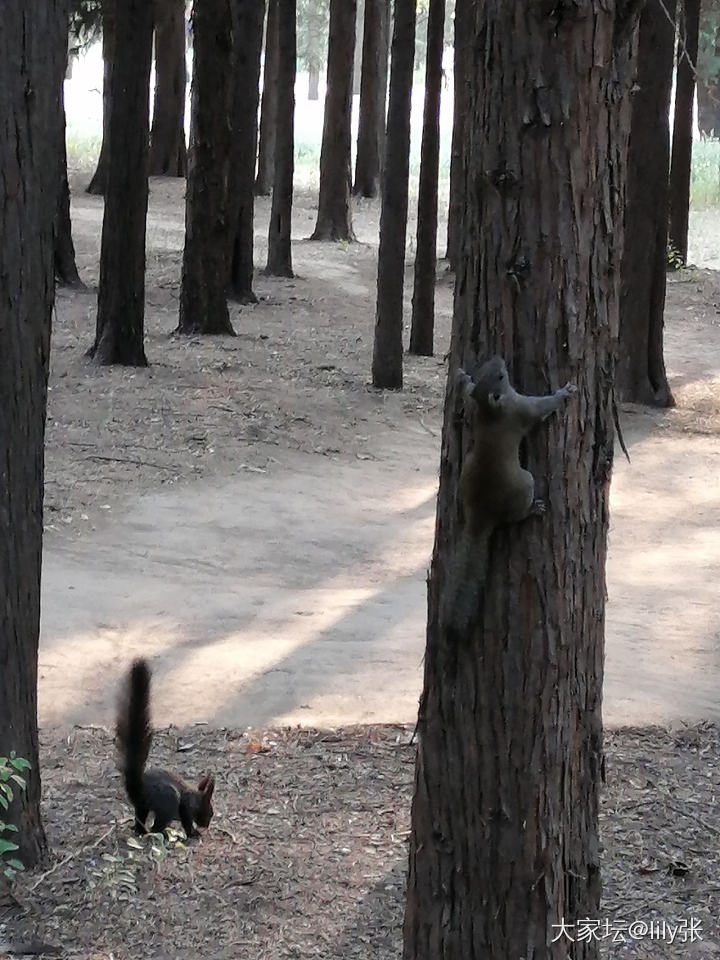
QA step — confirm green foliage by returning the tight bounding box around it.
[69,0,103,50]
[690,138,720,208]
[297,0,329,73]
[87,829,186,899]
[0,753,31,881]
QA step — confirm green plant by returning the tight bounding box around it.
[667,239,686,270]
[0,753,31,881]
[87,829,186,898]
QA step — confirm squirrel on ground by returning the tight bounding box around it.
[442,356,577,634]
[116,658,215,837]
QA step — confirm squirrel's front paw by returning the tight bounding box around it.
[559,382,577,398]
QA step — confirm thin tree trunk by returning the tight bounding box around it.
[228,0,266,303]
[311,0,357,242]
[178,0,236,335]
[149,0,188,177]
[89,0,153,364]
[0,0,59,868]
[353,0,390,198]
[669,0,700,266]
[353,0,365,96]
[618,0,676,406]
[87,0,115,196]
[371,0,417,390]
[403,4,641,957]
[256,0,280,196]
[308,61,320,99]
[409,0,444,357]
[445,0,469,269]
[264,0,296,277]
[56,47,84,288]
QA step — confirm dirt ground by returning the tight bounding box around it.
[39,176,720,731]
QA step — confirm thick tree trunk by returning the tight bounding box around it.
[149,0,188,177]
[228,0,266,303]
[87,0,114,196]
[353,0,390,198]
[408,0,444,357]
[178,0,235,335]
[56,43,84,288]
[371,0,417,390]
[311,0,357,242]
[618,0,676,407]
[353,0,365,96]
[308,61,320,100]
[0,0,58,868]
[669,0,700,266]
[255,0,280,196]
[445,0,470,269]
[264,0,296,277]
[697,77,720,137]
[403,4,640,957]
[90,0,153,364]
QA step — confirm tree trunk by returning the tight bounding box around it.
[228,0,266,303]
[311,0,357,242]
[403,4,641,957]
[308,61,320,100]
[0,0,59,868]
[697,78,720,137]
[87,0,115,196]
[408,0,444,357]
[353,0,390,198]
[697,16,720,137]
[149,0,188,177]
[56,39,84,288]
[264,0,296,277]
[669,0,700,266]
[353,0,365,96]
[89,0,153,364]
[445,0,469,269]
[371,0,417,390]
[255,0,280,196]
[178,0,236,335]
[617,0,676,407]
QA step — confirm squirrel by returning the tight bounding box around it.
[116,658,215,837]
[441,356,577,635]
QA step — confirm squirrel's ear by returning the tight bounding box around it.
[199,775,215,798]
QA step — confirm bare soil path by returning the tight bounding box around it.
[39,179,720,730]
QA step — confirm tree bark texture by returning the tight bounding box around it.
[308,61,320,99]
[697,14,720,137]
[0,0,59,867]
[353,0,390,198]
[353,0,365,95]
[403,3,640,958]
[149,0,188,177]
[311,0,357,241]
[178,0,236,335]
[90,0,153,364]
[669,0,700,266]
[229,0,266,303]
[445,0,470,268]
[371,0,417,389]
[255,0,280,196]
[87,0,114,196]
[265,0,297,277]
[618,0,676,407]
[409,0,445,356]
[55,26,83,288]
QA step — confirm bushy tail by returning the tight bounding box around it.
[440,526,492,637]
[116,659,153,810]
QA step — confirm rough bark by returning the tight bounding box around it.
[371,0,417,390]
[228,0,266,303]
[87,0,114,196]
[90,0,153,364]
[669,0,700,266]
[308,61,320,99]
[618,0,676,406]
[0,0,59,868]
[402,4,640,957]
[149,0,188,177]
[353,0,390,198]
[408,0,445,357]
[264,0,297,277]
[56,30,84,288]
[178,0,236,335]
[445,0,470,269]
[311,0,357,241]
[255,0,280,196]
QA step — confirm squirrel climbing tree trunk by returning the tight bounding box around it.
[403,3,641,958]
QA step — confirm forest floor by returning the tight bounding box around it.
[5,175,719,958]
